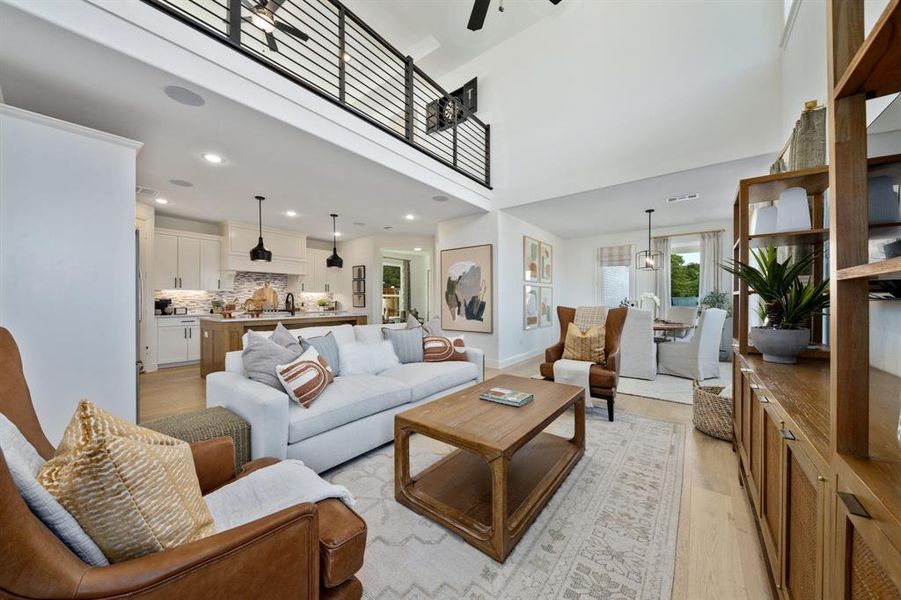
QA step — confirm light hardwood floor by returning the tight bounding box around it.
[139,357,773,599]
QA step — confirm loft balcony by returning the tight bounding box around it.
[143,0,491,187]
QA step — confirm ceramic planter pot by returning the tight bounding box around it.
[750,327,810,364]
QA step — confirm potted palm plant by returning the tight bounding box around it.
[721,245,829,364]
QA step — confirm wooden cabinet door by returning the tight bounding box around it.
[199,239,221,291]
[325,262,338,293]
[187,325,200,361]
[153,233,179,290]
[747,383,764,510]
[740,369,753,473]
[832,478,901,600]
[157,325,188,364]
[733,358,743,450]
[781,437,826,600]
[177,236,201,290]
[759,401,784,579]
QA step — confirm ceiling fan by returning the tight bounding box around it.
[467,0,563,32]
[241,0,310,52]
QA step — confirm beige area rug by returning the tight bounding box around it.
[324,407,685,599]
[617,362,731,405]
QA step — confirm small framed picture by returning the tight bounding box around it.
[523,236,539,282]
[353,279,365,293]
[523,285,539,330]
[540,287,553,327]
[352,293,366,308]
[539,242,553,283]
[352,265,366,279]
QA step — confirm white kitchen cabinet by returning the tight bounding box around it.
[153,229,223,290]
[157,318,200,365]
[200,238,222,291]
[221,221,306,275]
[303,249,338,293]
[153,232,179,290]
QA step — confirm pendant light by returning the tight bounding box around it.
[636,208,662,271]
[326,213,343,270]
[249,195,272,262]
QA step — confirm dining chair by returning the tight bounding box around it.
[657,308,727,380]
[665,306,699,339]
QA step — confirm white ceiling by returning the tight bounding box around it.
[0,3,484,241]
[343,0,564,79]
[504,153,774,239]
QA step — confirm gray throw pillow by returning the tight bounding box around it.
[405,314,422,330]
[383,327,424,364]
[0,413,109,566]
[270,323,303,354]
[422,317,446,337]
[301,332,340,373]
[243,330,302,389]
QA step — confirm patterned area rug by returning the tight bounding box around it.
[325,408,685,599]
[618,362,731,404]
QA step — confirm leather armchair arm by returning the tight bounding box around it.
[191,437,236,495]
[75,504,320,600]
[545,342,564,363]
[607,348,621,382]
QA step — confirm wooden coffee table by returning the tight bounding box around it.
[394,374,585,562]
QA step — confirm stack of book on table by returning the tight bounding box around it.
[479,387,534,407]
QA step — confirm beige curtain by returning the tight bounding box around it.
[699,231,723,299]
[654,237,671,320]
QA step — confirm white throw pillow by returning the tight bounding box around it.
[276,346,334,407]
[338,340,400,376]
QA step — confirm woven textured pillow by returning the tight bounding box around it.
[301,332,341,374]
[383,327,424,363]
[423,336,468,362]
[276,346,334,407]
[39,400,215,563]
[562,323,606,363]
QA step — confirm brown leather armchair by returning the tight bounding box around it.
[0,327,365,600]
[539,306,627,421]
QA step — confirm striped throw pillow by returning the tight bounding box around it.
[38,400,215,563]
[562,322,605,363]
[423,336,468,362]
[276,346,334,407]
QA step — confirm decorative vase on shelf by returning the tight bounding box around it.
[751,205,778,235]
[869,176,901,224]
[776,187,812,232]
[750,327,810,364]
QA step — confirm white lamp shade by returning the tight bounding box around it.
[868,176,900,224]
[776,187,811,232]
[752,205,778,235]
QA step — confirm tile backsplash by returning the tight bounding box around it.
[153,271,331,313]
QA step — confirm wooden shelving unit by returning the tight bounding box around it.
[729,3,901,597]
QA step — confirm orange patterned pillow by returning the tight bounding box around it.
[423,336,468,362]
[276,346,334,407]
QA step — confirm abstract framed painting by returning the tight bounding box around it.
[540,286,553,327]
[523,236,539,282]
[523,285,540,330]
[539,242,553,283]
[441,244,493,333]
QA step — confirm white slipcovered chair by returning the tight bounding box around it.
[618,308,657,380]
[665,306,699,339]
[657,308,727,380]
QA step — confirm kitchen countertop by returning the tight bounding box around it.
[155,313,207,319]
[198,311,367,323]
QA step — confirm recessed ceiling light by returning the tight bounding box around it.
[353,222,366,227]
[334,231,342,237]
[404,214,415,220]
[202,153,224,164]
[155,198,169,205]
[413,247,422,252]
[383,226,393,230]
[164,85,205,106]
[432,195,448,202]
[170,179,194,187]
[285,210,297,217]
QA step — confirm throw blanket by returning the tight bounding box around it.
[205,459,355,533]
[574,306,608,332]
[554,359,593,407]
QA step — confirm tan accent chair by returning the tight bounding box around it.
[0,327,365,600]
[539,306,627,421]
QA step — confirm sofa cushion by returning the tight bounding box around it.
[0,413,109,566]
[383,327,424,364]
[243,330,302,390]
[270,323,304,354]
[301,332,341,375]
[353,324,385,344]
[288,376,411,443]
[337,341,399,376]
[379,361,478,402]
[276,346,334,407]
[294,324,355,346]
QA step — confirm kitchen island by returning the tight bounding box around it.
[199,312,367,377]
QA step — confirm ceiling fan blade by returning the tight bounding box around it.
[467,0,490,31]
[265,31,278,52]
[275,21,310,42]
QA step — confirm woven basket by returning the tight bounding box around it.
[144,406,250,473]
[692,381,733,441]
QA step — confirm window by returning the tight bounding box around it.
[597,245,633,307]
[671,236,700,306]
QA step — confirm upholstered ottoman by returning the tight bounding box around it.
[144,406,250,472]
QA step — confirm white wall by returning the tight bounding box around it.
[0,105,141,442]
[560,220,733,310]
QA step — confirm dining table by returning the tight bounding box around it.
[653,320,694,342]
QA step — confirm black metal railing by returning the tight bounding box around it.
[143,0,491,187]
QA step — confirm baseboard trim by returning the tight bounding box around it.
[491,348,544,370]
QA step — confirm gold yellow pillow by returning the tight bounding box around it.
[39,400,214,563]
[562,322,606,363]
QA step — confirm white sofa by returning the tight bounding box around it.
[206,323,484,473]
